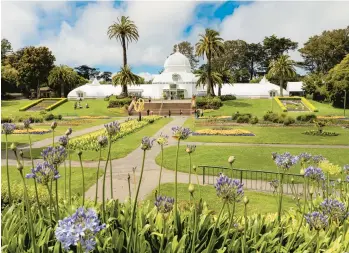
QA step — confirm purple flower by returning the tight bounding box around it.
[41,146,67,166]
[97,136,108,147]
[171,126,191,140]
[141,136,154,150]
[346,175,349,183]
[343,164,349,175]
[304,166,325,182]
[25,161,60,185]
[271,152,278,160]
[269,179,279,193]
[154,195,175,213]
[156,133,169,146]
[185,144,196,154]
[304,211,328,230]
[274,152,299,170]
[299,152,312,163]
[104,121,120,136]
[55,207,105,252]
[65,128,72,136]
[23,119,31,129]
[51,121,57,130]
[214,173,244,203]
[2,123,16,135]
[312,155,326,165]
[59,136,69,147]
[320,199,348,222]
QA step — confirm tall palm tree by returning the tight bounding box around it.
[267,55,296,96]
[195,28,224,96]
[195,66,223,92]
[48,65,78,97]
[112,65,141,90]
[108,16,139,96]
[215,64,234,96]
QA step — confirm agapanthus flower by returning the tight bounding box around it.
[271,152,278,161]
[171,126,191,140]
[346,175,349,183]
[299,152,312,164]
[320,199,348,222]
[154,195,175,213]
[319,160,341,175]
[59,136,69,147]
[228,156,236,164]
[51,121,58,130]
[274,152,299,170]
[23,119,31,129]
[304,211,328,230]
[156,133,169,146]
[65,128,72,136]
[269,179,279,193]
[104,121,120,136]
[55,207,106,252]
[304,166,325,182]
[41,146,67,166]
[343,164,349,175]
[26,161,60,185]
[312,155,326,165]
[185,144,196,154]
[97,136,108,147]
[2,123,16,135]
[214,173,244,203]
[141,137,154,150]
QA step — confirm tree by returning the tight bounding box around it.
[173,41,199,70]
[1,64,19,95]
[263,35,298,69]
[299,26,349,73]
[1,39,12,60]
[214,64,234,96]
[74,65,99,80]
[98,71,112,82]
[48,65,80,97]
[196,28,224,96]
[267,55,296,96]
[108,16,139,96]
[302,72,327,101]
[112,65,141,94]
[15,46,55,98]
[246,43,265,80]
[195,64,223,94]
[326,54,349,107]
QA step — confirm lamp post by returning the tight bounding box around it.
[344,90,347,117]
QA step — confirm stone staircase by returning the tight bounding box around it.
[142,100,192,116]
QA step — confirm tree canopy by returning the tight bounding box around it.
[173,41,199,70]
[74,65,100,80]
[48,65,80,97]
[1,39,12,60]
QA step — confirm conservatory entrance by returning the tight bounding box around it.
[163,84,185,100]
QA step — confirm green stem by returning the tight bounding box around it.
[55,179,59,221]
[242,202,248,253]
[277,172,285,223]
[5,135,12,205]
[64,160,67,201]
[110,155,113,199]
[128,150,147,253]
[326,172,330,199]
[46,184,53,222]
[222,202,235,248]
[158,145,164,195]
[195,168,202,199]
[160,215,166,253]
[68,142,72,205]
[189,153,192,184]
[174,139,180,231]
[95,148,102,205]
[128,174,131,200]
[79,155,85,206]
[29,130,42,216]
[191,204,197,253]
[207,201,226,252]
[102,139,112,221]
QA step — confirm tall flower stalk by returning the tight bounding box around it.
[2,123,15,204]
[59,135,69,201]
[156,133,168,195]
[78,151,85,206]
[64,128,73,204]
[95,136,107,205]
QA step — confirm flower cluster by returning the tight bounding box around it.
[304,211,328,230]
[319,160,341,175]
[51,121,58,130]
[97,136,108,147]
[65,128,72,136]
[59,136,69,147]
[141,137,154,151]
[271,152,278,160]
[41,146,67,166]
[154,195,175,213]
[346,175,349,183]
[274,152,299,170]
[55,207,106,252]
[104,121,120,136]
[320,199,348,222]
[192,129,254,136]
[2,123,16,135]
[185,144,196,154]
[171,126,191,140]
[26,162,60,185]
[214,173,244,203]
[156,133,169,146]
[23,119,31,129]
[298,152,312,164]
[312,155,326,165]
[343,164,349,175]
[269,179,279,193]
[304,166,325,182]
[228,156,235,164]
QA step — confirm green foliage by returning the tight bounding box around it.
[263,111,295,125]
[296,114,317,122]
[236,115,251,123]
[19,99,44,111]
[303,130,339,136]
[1,38,12,60]
[174,41,199,70]
[108,97,133,108]
[196,97,223,109]
[219,94,236,101]
[74,65,99,80]
[112,65,141,96]
[45,98,68,111]
[48,65,80,97]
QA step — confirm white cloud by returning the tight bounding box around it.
[219,1,349,62]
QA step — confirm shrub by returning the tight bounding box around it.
[303,130,339,136]
[233,112,252,120]
[1,116,12,123]
[54,114,63,120]
[196,97,222,109]
[283,116,296,126]
[250,116,259,124]
[220,94,236,101]
[108,98,133,108]
[236,115,251,123]
[296,114,317,122]
[263,112,295,125]
[44,113,55,121]
[263,112,279,122]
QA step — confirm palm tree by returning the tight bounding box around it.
[195,28,224,96]
[48,65,78,97]
[195,65,223,92]
[215,64,234,96]
[108,16,139,96]
[267,55,296,96]
[112,65,141,90]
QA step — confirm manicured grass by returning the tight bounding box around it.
[155,145,349,176]
[24,118,173,161]
[183,117,349,145]
[205,99,344,118]
[147,183,296,215]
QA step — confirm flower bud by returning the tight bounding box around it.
[337,178,341,183]
[78,150,83,157]
[192,165,196,172]
[228,156,235,164]
[19,150,24,158]
[188,184,195,194]
[65,128,72,136]
[291,178,294,183]
[17,162,23,171]
[243,196,249,205]
[51,121,57,130]
[309,186,314,195]
[300,169,305,175]
[10,143,17,152]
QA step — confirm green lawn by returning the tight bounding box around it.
[147,183,296,215]
[155,145,349,176]
[183,117,349,145]
[23,117,173,161]
[205,99,345,118]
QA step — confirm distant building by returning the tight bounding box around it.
[286,82,305,96]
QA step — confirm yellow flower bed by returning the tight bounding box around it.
[79,116,110,119]
[193,129,254,136]
[14,129,51,135]
[317,116,345,120]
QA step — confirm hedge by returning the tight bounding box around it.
[19,99,44,111]
[301,97,318,112]
[196,97,223,109]
[274,96,318,112]
[220,94,236,101]
[274,97,287,112]
[108,98,133,108]
[45,98,68,111]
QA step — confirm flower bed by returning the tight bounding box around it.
[13,128,51,135]
[69,116,161,150]
[79,116,110,119]
[303,130,339,136]
[193,128,255,136]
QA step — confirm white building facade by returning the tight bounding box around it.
[67,51,290,100]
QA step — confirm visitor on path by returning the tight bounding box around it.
[169,110,171,117]
[180,109,182,115]
[147,109,150,116]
